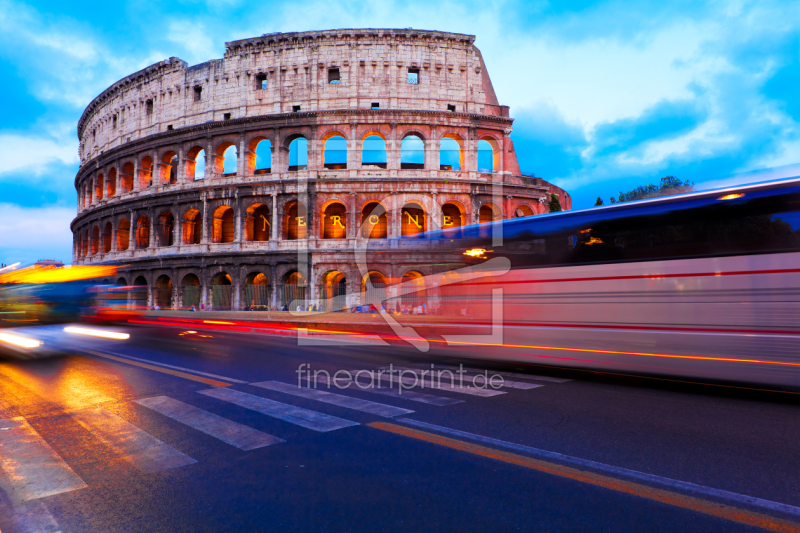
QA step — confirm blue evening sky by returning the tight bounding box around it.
[0,0,798,264]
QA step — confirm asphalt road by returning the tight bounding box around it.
[1,323,799,532]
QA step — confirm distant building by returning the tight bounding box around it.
[71,29,571,310]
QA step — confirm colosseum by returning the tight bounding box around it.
[71,28,571,311]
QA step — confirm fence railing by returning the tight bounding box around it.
[244,285,269,310]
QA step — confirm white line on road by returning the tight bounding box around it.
[304,376,463,406]
[387,366,543,390]
[135,396,284,450]
[71,407,196,473]
[252,381,414,418]
[0,416,87,501]
[12,499,63,533]
[198,388,359,432]
[91,350,248,383]
[396,418,800,519]
[409,364,572,383]
[360,371,506,397]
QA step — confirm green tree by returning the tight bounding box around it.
[614,176,695,203]
[549,193,562,212]
[594,197,604,206]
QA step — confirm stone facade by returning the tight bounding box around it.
[71,29,571,310]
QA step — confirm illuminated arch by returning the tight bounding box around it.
[215,141,238,176]
[140,156,153,188]
[120,162,134,192]
[186,146,205,180]
[401,202,426,236]
[479,203,503,223]
[212,205,234,243]
[95,174,104,200]
[288,136,308,171]
[514,204,535,218]
[478,138,500,173]
[362,134,387,168]
[117,219,130,251]
[319,270,347,312]
[245,203,271,241]
[107,168,117,197]
[182,209,202,244]
[91,225,100,254]
[156,211,175,246]
[441,203,463,229]
[361,201,387,239]
[400,134,425,169]
[248,137,272,174]
[282,270,308,308]
[283,200,307,240]
[322,202,347,239]
[135,215,150,248]
[439,134,463,171]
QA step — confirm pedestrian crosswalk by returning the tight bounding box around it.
[0,363,570,517]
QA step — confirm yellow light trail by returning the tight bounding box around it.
[0,332,40,349]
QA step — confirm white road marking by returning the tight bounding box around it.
[304,376,463,406]
[91,350,248,383]
[198,388,358,432]
[409,364,572,383]
[135,396,284,450]
[387,366,543,390]
[396,418,800,519]
[0,416,87,501]
[361,371,506,397]
[252,381,414,418]
[71,407,196,473]
[12,499,62,533]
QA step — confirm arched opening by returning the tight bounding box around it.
[245,203,271,241]
[181,273,201,309]
[160,152,178,184]
[322,202,346,239]
[140,156,153,188]
[441,203,463,230]
[282,271,307,309]
[120,162,134,193]
[212,206,235,243]
[439,136,463,171]
[288,137,308,171]
[117,219,130,251]
[91,226,100,254]
[102,222,112,253]
[251,138,271,174]
[182,209,202,244]
[156,211,175,246]
[320,271,347,312]
[401,202,426,237]
[361,202,387,239]
[135,215,150,248]
[215,142,238,176]
[154,275,172,309]
[400,271,426,312]
[362,134,386,169]
[95,174,104,201]
[478,138,499,173]
[323,135,347,169]
[400,135,425,170]
[515,204,535,218]
[284,201,307,240]
[211,272,233,310]
[244,272,269,310]
[479,203,502,223]
[361,271,386,310]
[107,168,117,197]
[186,146,205,180]
[82,230,89,257]
[116,277,127,286]
[131,276,148,309]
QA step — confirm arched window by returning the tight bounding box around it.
[439,137,462,171]
[361,271,386,309]
[117,219,130,251]
[320,271,347,312]
[401,202,426,236]
[160,152,178,184]
[441,203,463,230]
[214,142,237,176]
[120,163,134,193]
[156,211,175,246]
[102,222,113,253]
[181,274,201,309]
[154,275,172,309]
[515,205,534,217]
[91,226,100,254]
[478,139,498,173]
[211,272,233,310]
[136,215,150,248]
[401,135,425,169]
[323,135,347,169]
[95,174,104,200]
[361,202,387,239]
[282,271,307,308]
[245,204,271,241]
[284,201,307,240]
[107,168,117,197]
[140,156,153,188]
[362,135,386,168]
[212,206,235,243]
[82,230,89,257]
[322,202,346,239]
[254,139,271,174]
[479,203,502,223]
[288,137,308,171]
[244,272,269,310]
[182,209,202,244]
[186,146,205,180]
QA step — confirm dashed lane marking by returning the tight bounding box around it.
[304,375,463,406]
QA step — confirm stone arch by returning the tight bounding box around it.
[441,202,463,230]
[362,133,387,168]
[401,202,426,236]
[282,270,307,308]
[361,271,387,309]
[400,134,425,169]
[212,205,234,243]
[154,274,172,309]
[400,270,426,309]
[439,134,464,171]
[102,221,113,253]
[248,136,272,174]
[91,225,100,254]
[107,168,117,197]
[210,271,233,310]
[182,208,202,244]
[156,211,175,246]
[322,132,347,170]
[245,202,271,241]
[321,201,346,239]
[186,146,205,180]
[319,270,347,312]
[82,229,89,257]
[514,204,535,218]
[120,162,134,192]
[117,218,130,251]
[287,135,308,171]
[215,141,238,176]
[283,200,307,240]
[140,156,153,188]
[361,201,387,239]
[95,173,104,200]
[116,277,127,286]
[243,271,269,310]
[181,273,201,309]
[479,202,503,223]
[135,215,150,248]
[478,137,500,173]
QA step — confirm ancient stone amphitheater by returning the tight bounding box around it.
[71,28,571,311]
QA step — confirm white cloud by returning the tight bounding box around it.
[166,21,221,65]
[0,204,75,265]
[0,131,79,176]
